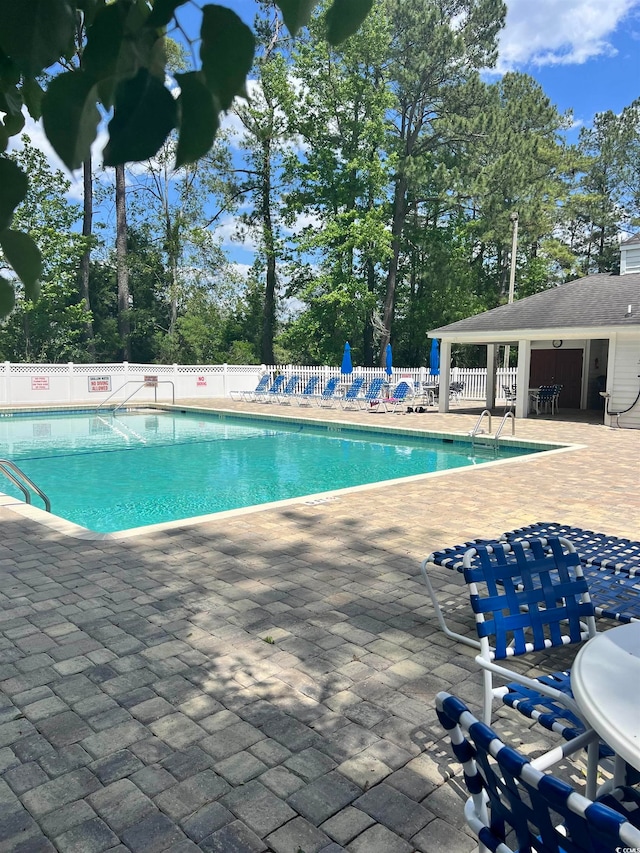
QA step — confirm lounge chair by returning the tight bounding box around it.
[255,374,286,402]
[358,377,386,409]
[381,380,413,412]
[436,691,640,852]
[315,376,340,407]
[420,523,640,652]
[275,375,301,404]
[294,376,320,406]
[230,374,270,402]
[338,377,365,409]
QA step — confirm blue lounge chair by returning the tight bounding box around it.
[230,374,270,402]
[315,376,340,407]
[358,377,386,410]
[255,374,285,402]
[381,381,413,412]
[436,692,640,853]
[295,376,320,406]
[420,521,640,652]
[275,375,300,404]
[338,377,365,409]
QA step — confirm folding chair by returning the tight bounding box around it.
[436,691,640,853]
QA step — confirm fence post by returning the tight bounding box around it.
[68,362,74,402]
[2,361,9,405]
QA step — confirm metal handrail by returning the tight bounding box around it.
[113,380,175,413]
[0,459,51,512]
[494,410,516,439]
[96,379,175,413]
[469,409,492,437]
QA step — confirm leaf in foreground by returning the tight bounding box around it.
[42,71,100,171]
[103,69,178,166]
[0,229,43,298]
[175,72,219,167]
[0,159,28,231]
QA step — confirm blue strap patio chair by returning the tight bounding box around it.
[531,384,558,415]
[338,376,366,409]
[462,537,597,732]
[275,375,301,404]
[381,380,413,412]
[315,376,340,407]
[361,377,388,410]
[420,523,640,653]
[255,374,286,402]
[230,374,270,402]
[436,691,640,853]
[294,376,320,406]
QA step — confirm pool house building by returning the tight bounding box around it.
[428,234,640,428]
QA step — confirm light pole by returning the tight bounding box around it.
[503,211,519,370]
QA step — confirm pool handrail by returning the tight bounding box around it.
[0,459,51,512]
[96,379,175,413]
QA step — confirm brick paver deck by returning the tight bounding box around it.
[0,399,637,852]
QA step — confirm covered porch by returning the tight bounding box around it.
[433,333,609,420]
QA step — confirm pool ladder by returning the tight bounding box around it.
[469,410,515,448]
[0,459,51,512]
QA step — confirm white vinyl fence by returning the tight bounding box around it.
[0,361,518,407]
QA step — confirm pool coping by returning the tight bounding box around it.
[0,403,584,541]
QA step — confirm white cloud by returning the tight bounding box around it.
[10,113,110,202]
[496,0,640,69]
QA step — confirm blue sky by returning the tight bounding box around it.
[211,0,640,126]
[13,0,640,272]
[493,0,640,131]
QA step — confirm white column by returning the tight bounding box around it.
[515,340,531,418]
[486,345,497,410]
[439,340,451,412]
[580,341,591,410]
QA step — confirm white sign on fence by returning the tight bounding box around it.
[88,375,111,393]
[31,376,49,391]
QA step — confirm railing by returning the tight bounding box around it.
[494,410,516,439]
[96,379,175,413]
[469,410,492,437]
[0,459,51,511]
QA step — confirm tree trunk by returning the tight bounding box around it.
[79,156,95,358]
[115,163,131,360]
[380,173,408,364]
[364,258,375,366]
[260,140,276,364]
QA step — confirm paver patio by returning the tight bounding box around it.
[0,400,638,852]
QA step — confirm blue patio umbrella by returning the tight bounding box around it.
[341,341,353,375]
[385,343,393,377]
[430,338,440,376]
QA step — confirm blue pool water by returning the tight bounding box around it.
[0,409,540,533]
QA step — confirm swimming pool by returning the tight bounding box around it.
[0,408,545,534]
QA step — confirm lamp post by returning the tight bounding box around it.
[503,211,519,370]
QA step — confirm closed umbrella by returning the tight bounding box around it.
[341,341,353,375]
[430,338,440,376]
[385,343,393,377]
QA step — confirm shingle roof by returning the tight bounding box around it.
[430,272,640,336]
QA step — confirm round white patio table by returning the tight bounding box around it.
[571,622,640,779]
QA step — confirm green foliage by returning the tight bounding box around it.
[0,0,374,316]
[0,138,90,361]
